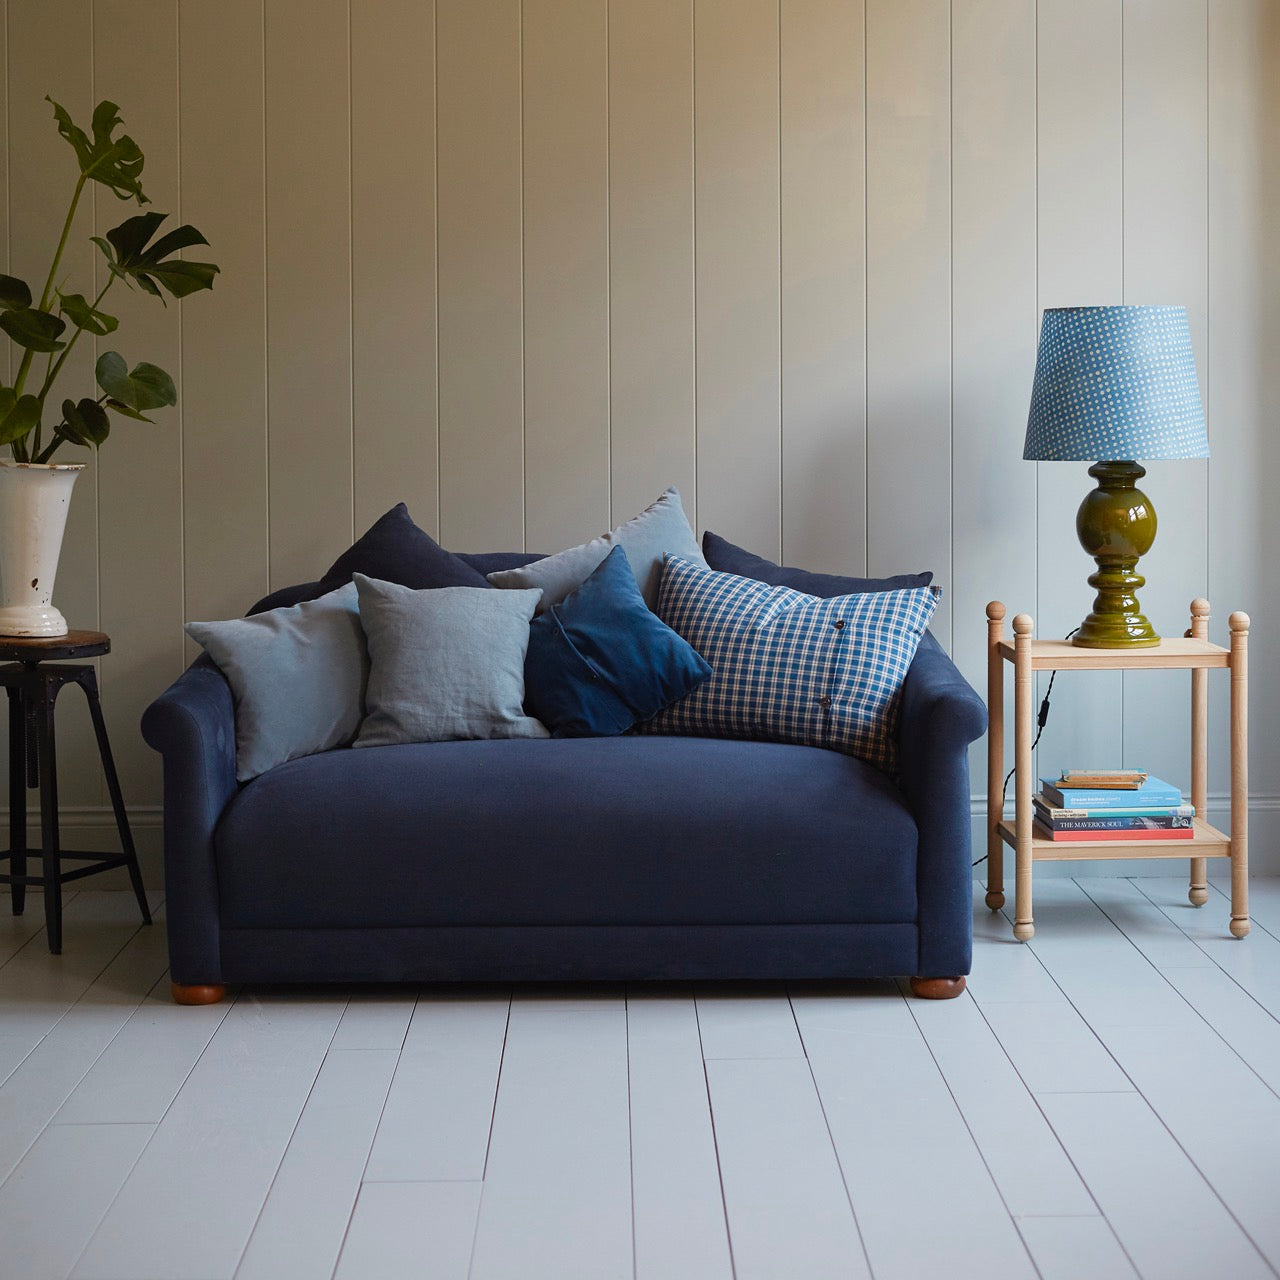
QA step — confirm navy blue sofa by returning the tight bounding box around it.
[142,554,986,1003]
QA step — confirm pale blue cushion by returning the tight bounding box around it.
[486,487,706,612]
[184,583,368,782]
[353,574,549,746]
[646,557,939,773]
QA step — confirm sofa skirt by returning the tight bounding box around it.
[217,921,920,984]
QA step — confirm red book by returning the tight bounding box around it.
[1034,821,1194,843]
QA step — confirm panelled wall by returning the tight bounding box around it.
[2,0,1277,882]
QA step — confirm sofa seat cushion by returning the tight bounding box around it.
[215,736,918,930]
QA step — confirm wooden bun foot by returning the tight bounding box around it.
[1229,917,1251,939]
[985,890,1005,910]
[1013,922,1034,942]
[171,982,226,1005]
[909,975,966,1000]
[1188,886,1209,906]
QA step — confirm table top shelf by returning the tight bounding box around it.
[996,817,1231,861]
[994,636,1230,671]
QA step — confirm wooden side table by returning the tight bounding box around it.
[986,599,1249,942]
[0,631,151,953]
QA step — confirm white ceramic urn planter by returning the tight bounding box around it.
[0,460,84,637]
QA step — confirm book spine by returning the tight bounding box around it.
[1038,815,1193,833]
[1043,786,1183,809]
[1034,802,1196,821]
[1033,823,1195,842]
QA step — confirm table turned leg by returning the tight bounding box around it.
[1188,599,1210,906]
[78,669,151,927]
[1012,614,1035,942]
[6,686,26,917]
[1229,612,1250,938]
[34,679,62,955]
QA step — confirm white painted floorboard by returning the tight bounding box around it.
[0,880,1277,1279]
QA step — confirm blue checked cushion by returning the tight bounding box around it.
[645,556,939,772]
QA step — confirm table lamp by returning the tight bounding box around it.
[1023,305,1208,648]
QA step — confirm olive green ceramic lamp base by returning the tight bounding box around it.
[1073,460,1160,648]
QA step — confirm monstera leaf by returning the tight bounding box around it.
[58,292,119,336]
[58,397,111,448]
[93,212,219,301]
[95,351,176,412]
[0,389,41,447]
[0,275,33,311]
[48,97,147,203]
[0,306,67,353]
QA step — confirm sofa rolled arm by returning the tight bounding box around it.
[897,632,988,979]
[140,657,238,985]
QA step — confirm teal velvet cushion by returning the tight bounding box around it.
[353,574,549,746]
[523,545,712,736]
[486,487,706,612]
[184,583,368,782]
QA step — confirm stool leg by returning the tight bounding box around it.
[35,682,62,955]
[79,671,151,926]
[6,687,25,916]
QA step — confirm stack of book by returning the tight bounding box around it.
[1034,771,1194,841]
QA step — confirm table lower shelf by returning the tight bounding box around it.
[995,818,1231,861]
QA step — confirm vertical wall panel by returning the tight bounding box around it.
[694,0,781,559]
[1120,0,1209,793]
[865,0,951,643]
[1034,0,1124,775]
[1207,1,1280,809]
[8,2,102,807]
[351,0,437,538]
[264,0,352,586]
[436,0,524,552]
[607,0,696,531]
[951,0,1037,815]
[95,0,183,806]
[179,0,268,627]
[522,0,610,551]
[779,0,865,574]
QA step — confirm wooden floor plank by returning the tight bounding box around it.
[791,987,1036,1280]
[334,1181,481,1280]
[0,889,71,971]
[72,993,346,1280]
[906,987,1097,1216]
[327,989,417,1050]
[695,981,806,1059]
[0,901,169,1185]
[707,1055,868,1280]
[1016,1215,1138,1280]
[55,970,230,1124]
[0,1122,153,1280]
[363,990,509,1182]
[626,990,733,1280]
[235,1048,399,1280]
[469,1005,632,1280]
[1039,1090,1271,1279]
[968,886,1067,1003]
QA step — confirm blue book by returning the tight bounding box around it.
[1040,775,1183,810]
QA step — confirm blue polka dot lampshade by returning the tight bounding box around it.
[1023,306,1208,461]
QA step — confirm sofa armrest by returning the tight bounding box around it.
[140,657,238,984]
[897,632,988,978]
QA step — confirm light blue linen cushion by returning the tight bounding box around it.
[184,583,368,782]
[486,487,705,612]
[353,574,549,746]
[645,556,939,773]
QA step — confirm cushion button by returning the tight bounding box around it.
[818,695,832,709]
[833,618,845,630]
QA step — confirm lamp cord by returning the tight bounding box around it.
[973,628,1079,868]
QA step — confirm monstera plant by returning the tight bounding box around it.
[0,98,218,460]
[0,98,219,637]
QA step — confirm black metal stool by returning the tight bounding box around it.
[1,630,151,953]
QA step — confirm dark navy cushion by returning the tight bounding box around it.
[457,550,544,576]
[214,736,918,930]
[524,545,712,737]
[703,530,933,595]
[319,503,489,593]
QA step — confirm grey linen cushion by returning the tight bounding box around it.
[486,486,706,612]
[353,574,549,746]
[184,583,368,782]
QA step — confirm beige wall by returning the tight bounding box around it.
[2,0,1278,882]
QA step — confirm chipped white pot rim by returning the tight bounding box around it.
[0,461,86,471]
